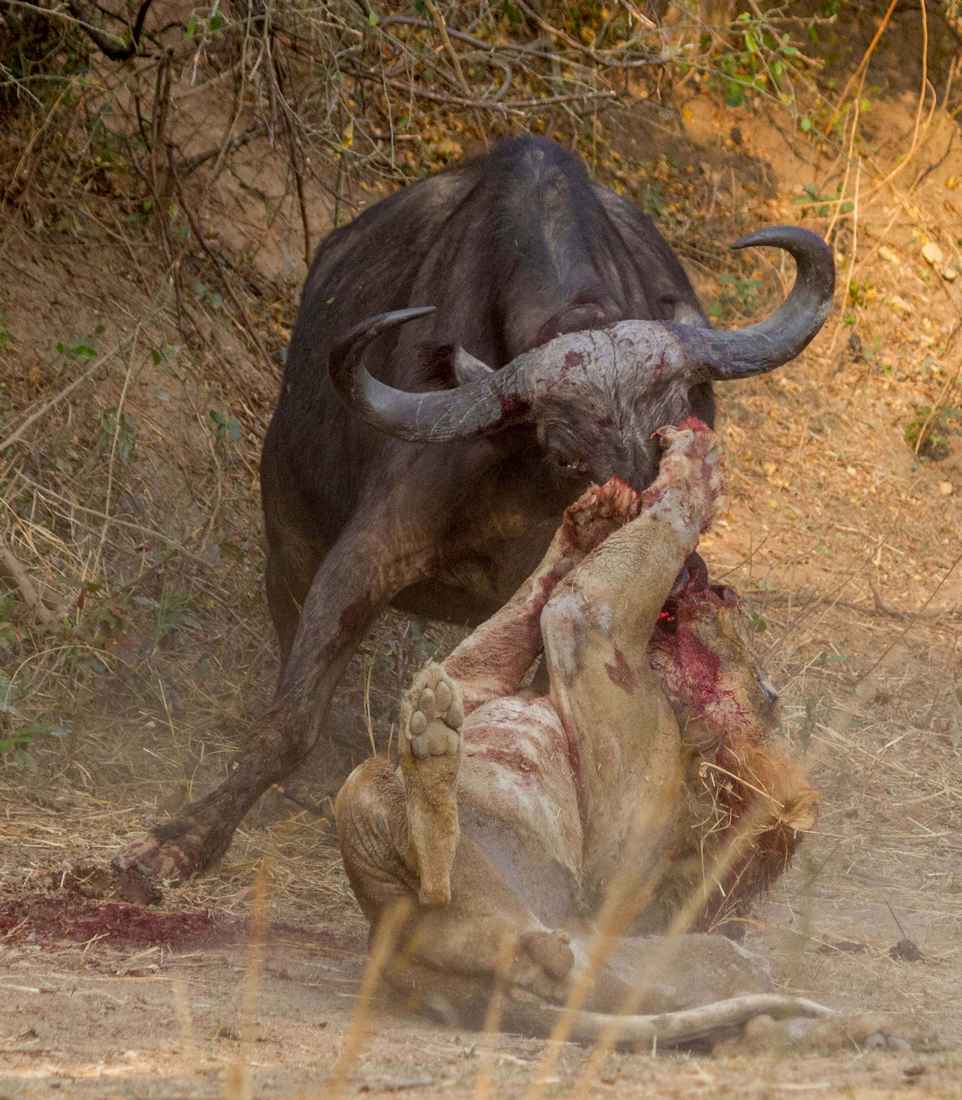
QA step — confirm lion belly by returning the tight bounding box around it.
[457,692,585,927]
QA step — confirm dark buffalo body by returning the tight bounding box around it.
[113,136,833,888]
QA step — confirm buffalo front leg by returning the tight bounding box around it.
[113,518,437,899]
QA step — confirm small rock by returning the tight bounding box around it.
[848,332,864,360]
[889,938,924,962]
[943,267,958,282]
[889,295,913,316]
[921,241,945,266]
[938,482,954,496]
[879,245,899,264]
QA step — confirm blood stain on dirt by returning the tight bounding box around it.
[0,894,237,948]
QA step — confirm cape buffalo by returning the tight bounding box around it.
[114,136,834,892]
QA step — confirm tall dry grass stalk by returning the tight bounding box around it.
[223,858,272,1100]
[473,931,518,1100]
[521,802,663,1099]
[570,800,785,1091]
[324,896,413,1100]
[171,974,198,1064]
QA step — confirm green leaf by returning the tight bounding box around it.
[58,342,97,362]
[0,674,17,715]
[724,80,745,108]
[209,409,241,443]
[368,8,379,25]
[799,116,813,133]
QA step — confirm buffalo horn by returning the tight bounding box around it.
[684,226,835,380]
[328,307,531,442]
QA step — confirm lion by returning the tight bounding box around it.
[334,420,826,1047]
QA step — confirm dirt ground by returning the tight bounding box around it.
[2,3,962,1097]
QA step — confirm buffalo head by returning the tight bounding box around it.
[329,227,834,489]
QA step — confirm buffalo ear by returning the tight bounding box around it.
[417,343,496,388]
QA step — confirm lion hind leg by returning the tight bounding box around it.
[336,750,578,1009]
[399,661,465,907]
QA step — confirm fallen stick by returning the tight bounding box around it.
[0,540,58,627]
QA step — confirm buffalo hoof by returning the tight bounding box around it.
[111,833,205,905]
[403,664,464,761]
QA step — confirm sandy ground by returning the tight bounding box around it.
[0,916,958,1099]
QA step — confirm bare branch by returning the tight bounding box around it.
[64,0,157,61]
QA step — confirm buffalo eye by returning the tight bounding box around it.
[548,450,587,476]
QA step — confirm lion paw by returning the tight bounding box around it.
[403,663,464,761]
[510,929,575,1003]
[560,478,640,558]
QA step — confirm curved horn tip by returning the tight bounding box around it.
[331,305,437,365]
[362,305,437,336]
[729,225,831,254]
